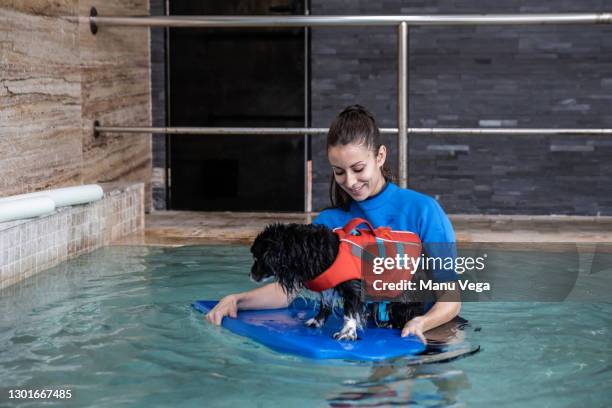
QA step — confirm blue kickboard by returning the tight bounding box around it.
[192,299,426,361]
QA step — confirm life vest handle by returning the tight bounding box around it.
[342,217,377,235]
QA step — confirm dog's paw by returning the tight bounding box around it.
[333,328,358,341]
[333,315,360,341]
[305,317,324,328]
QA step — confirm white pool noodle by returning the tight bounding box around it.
[0,184,104,208]
[0,197,56,223]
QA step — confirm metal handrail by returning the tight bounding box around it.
[89,10,612,209]
[89,13,612,28]
[95,126,612,136]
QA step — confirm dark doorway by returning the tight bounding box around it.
[168,0,306,211]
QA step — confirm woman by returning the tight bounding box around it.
[206,105,461,343]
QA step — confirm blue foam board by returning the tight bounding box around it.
[193,299,425,361]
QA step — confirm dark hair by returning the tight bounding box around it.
[327,105,394,210]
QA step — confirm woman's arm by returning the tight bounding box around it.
[206,282,293,325]
[401,288,461,343]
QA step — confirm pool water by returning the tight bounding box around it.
[0,245,610,407]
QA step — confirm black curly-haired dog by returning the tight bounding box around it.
[250,223,426,341]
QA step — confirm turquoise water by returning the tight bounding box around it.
[0,245,610,407]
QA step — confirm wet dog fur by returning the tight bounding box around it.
[250,223,425,341]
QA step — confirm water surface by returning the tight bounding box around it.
[0,246,610,407]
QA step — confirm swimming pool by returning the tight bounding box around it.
[0,245,610,407]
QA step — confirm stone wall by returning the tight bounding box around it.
[0,1,152,210]
[142,1,612,215]
[310,1,612,215]
[0,2,83,195]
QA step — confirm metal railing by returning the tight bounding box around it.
[94,126,612,136]
[89,13,612,28]
[89,10,612,211]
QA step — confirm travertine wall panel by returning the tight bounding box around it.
[0,1,152,210]
[0,0,77,16]
[0,5,83,196]
[79,0,152,210]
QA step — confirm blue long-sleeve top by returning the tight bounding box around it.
[313,182,458,284]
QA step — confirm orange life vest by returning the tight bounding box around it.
[305,218,422,298]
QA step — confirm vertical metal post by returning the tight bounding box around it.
[164,0,172,208]
[397,22,409,188]
[304,0,312,213]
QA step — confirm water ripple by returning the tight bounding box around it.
[0,246,610,408]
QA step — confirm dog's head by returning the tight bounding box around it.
[250,223,287,284]
[250,223,340,294]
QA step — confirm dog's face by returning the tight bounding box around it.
[250,223,341,296]
[250,223,335,294]
[249,224,284,283]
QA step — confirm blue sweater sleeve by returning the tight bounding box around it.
[418,199,455,243]
[312,210,336,228]
[418,199,458,283]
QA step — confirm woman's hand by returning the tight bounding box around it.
[205,283,292,326]
[401,316,427,344]
[401,290,461,344]
[206,294,239,326]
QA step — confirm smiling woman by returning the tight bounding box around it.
[312,105,462,341]
[207,104,462,343]
[326,105,392,209]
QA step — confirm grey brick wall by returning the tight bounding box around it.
[310,1,612,215]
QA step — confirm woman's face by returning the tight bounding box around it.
[328,142,387,201]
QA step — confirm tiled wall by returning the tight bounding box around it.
[0,183,144,290]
